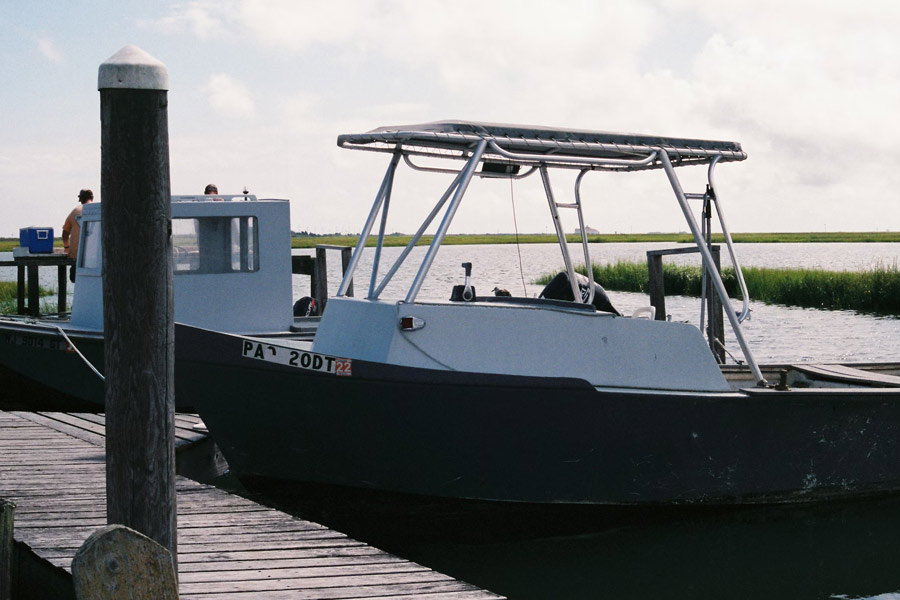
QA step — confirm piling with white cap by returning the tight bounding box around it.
[98,45,177,574]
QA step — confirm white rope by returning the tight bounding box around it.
[509,177,529,296]
[54,325,105,381]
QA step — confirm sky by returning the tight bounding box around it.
[2,1,900,238]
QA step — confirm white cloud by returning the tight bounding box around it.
[36,36,63,64]
[129,1,900,234]
[203,74,255,119]
[145,1,230,40]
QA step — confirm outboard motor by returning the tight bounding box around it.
[540,271,621,315]
[450,262,476,302]
[293,296,318,317]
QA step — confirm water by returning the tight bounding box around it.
[260,242,900,600]
[389,500,900,600]
[291,242,900,363]
[9,242,900,599]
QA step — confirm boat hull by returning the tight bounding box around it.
[176,324,900,506]
[0,317,320,410]
[0,322,105,410]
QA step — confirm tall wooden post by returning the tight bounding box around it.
[57,263,68,313]
[314,247,328,312]
[0,499,14,600]
[706,246,726,363]
[98,46,177,572]
[647,253,666,321]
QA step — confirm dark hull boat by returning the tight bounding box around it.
[173,121,900,506]
[178,323,900,506]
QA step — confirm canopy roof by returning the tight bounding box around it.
[337,120,746,171]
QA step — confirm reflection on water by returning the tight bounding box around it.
[223,475,900,600]
[397,500,900,600]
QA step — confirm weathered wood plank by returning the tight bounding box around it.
[177,579,488,598]
[180,592,498,600]
[178,574,468,594]
[176,554,407,573]
[12,412,105,446]
[178,562,434,584]
[1,410,504,599]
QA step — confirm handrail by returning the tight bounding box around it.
[541,165,581,303]
[402,154,538,180]
[488,141,658,169]
[171,194,258,202]
[659,150,765,385]
[707,156,751,323]
[573,169,595,305]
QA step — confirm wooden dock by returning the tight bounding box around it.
[1,410,503,599]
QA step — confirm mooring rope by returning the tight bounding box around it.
[54,325,105,381]
[509,177,529,296]
[715,337,744,366]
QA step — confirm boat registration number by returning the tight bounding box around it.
[241,340,351,376]
[2,333,69,351]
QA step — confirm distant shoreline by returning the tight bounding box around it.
[1,231,899,253]
[288,231,900,249]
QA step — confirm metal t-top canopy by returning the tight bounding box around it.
[337,120,746,171]
[335,120,764,385]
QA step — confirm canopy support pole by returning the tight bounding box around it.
[337,151,402,297]
[405,139,488,304]
[660,150,766,386]
[541,164,581,303]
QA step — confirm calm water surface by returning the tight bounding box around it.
[7,243,900,599]
[293,242,900,363]
[285,242,900,600]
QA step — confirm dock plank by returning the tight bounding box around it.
[0,411,503,599]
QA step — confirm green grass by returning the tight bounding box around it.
[0,280,56,313]
[3,231,899,252]
[0,281,18,303]
[538,261,900,315]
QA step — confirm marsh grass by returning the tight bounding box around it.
[0,280,56,314]
[538,261,900,315]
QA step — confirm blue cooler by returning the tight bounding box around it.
[19,227,55,253]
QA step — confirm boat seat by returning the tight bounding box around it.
[539,271,620,315]
[631,306,656,319]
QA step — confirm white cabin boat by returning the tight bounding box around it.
[0,193,312,409]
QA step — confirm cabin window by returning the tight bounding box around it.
[172,216,259,274]
[79,220,101,271]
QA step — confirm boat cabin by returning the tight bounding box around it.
[70,194,293,334]
[311,121,762,393]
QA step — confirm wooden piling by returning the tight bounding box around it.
[647,246,726,361]
[648,253,666,321]
[0,499,14,600]
[98,45,177,570]
[72,525,178,600]
[706,246,726,363]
